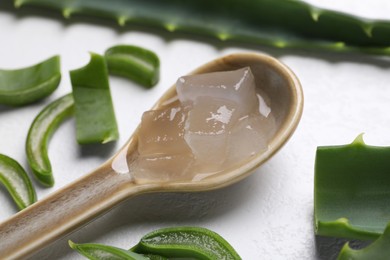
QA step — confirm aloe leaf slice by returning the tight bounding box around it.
[26,93,74,187]
[69,240,149,260]
[131,226,241,260]
[337,223,390,260]
[0,56,61,106]
[0,154,36,210]
[315,134,390,241]
[105,45,160,88]
[141,255,167,260]
[70,53,119,144]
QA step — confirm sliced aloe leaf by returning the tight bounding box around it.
[69,240,149,260]
[315,134,390,240]
[0,56,61,106]
[338,223,390,260]
[105,45,160,88]
[70,53,119,144]
[0,154,36,210]
[141,255,167,260]
[131,226,241,260]
[26,93,74,187]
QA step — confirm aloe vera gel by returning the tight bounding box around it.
[135,67,276,182]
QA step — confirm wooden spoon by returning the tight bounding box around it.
[0,53,303,258]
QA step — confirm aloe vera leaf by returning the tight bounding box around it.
[12,0,390,55]
[70,53,119,144]
[26,93,74,187]
[315,134,390,241]
[337,223,390,260]
[69,241,149,260]
[131,226,241,260]
[0,154,36,210]
[141,255,167,260]
[0,56,61,106]
[105,45,160,88]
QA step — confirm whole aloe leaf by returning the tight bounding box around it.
[13,0,390,55]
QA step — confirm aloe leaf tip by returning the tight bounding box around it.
[68,240,76,249]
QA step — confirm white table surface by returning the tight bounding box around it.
[1,0,390,259]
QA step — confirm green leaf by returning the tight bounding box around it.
[105,45,160,88]
[26,93,74,187]
[0,154,36,210]
[131,226,241,260]
[69,240,149,260]
[0,56,61,106]
[70,53,119,144]
[13,0,390,55]
[315,134,390,240]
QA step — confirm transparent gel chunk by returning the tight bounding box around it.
[176,67,258,116]
[184,96,239,172]
[134,67,275,182]
[135,154,194,181]
[227,113,276,166]
[138,105,191,156]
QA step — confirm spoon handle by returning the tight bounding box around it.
[0,163,150,259]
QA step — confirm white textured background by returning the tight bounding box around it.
[1,0,390,259]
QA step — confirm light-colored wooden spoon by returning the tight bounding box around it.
[0,53,303,258]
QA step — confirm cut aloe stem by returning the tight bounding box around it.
[105,45,160,88]
[70,53,119,144]
[0,154,36,210]
[12,0,390,55]
[26,93,74,187]
[131,226,241,260]
[0,56,61,106]
[315,134,390,241]
[338,223,390,260]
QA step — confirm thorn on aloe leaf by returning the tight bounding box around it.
[352,133,365,146]
[274,40,287,48]
[309,8,322,22]
[362,24,373,38]
[332,42,346,49]
[217,32,230,41]
[164,23,177,32]
[62,8,73,19]
[117,16,127,27]
[14,0,22,8]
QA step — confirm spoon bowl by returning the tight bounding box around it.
[0,53,303,258]
[129,52,303,191]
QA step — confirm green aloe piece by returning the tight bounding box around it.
[69,240,149,260]
[26,93,74,187]
[105,45,160,88]
[315,134,390,241]
[131,226,241,260]
[70,53,119,144]
[0,154,36,210]
[0,56,61,106]
[141,255,167,260]
[338,223,390,260]
[12,0,390,55]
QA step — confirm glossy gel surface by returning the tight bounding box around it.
[135,67,276,182]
